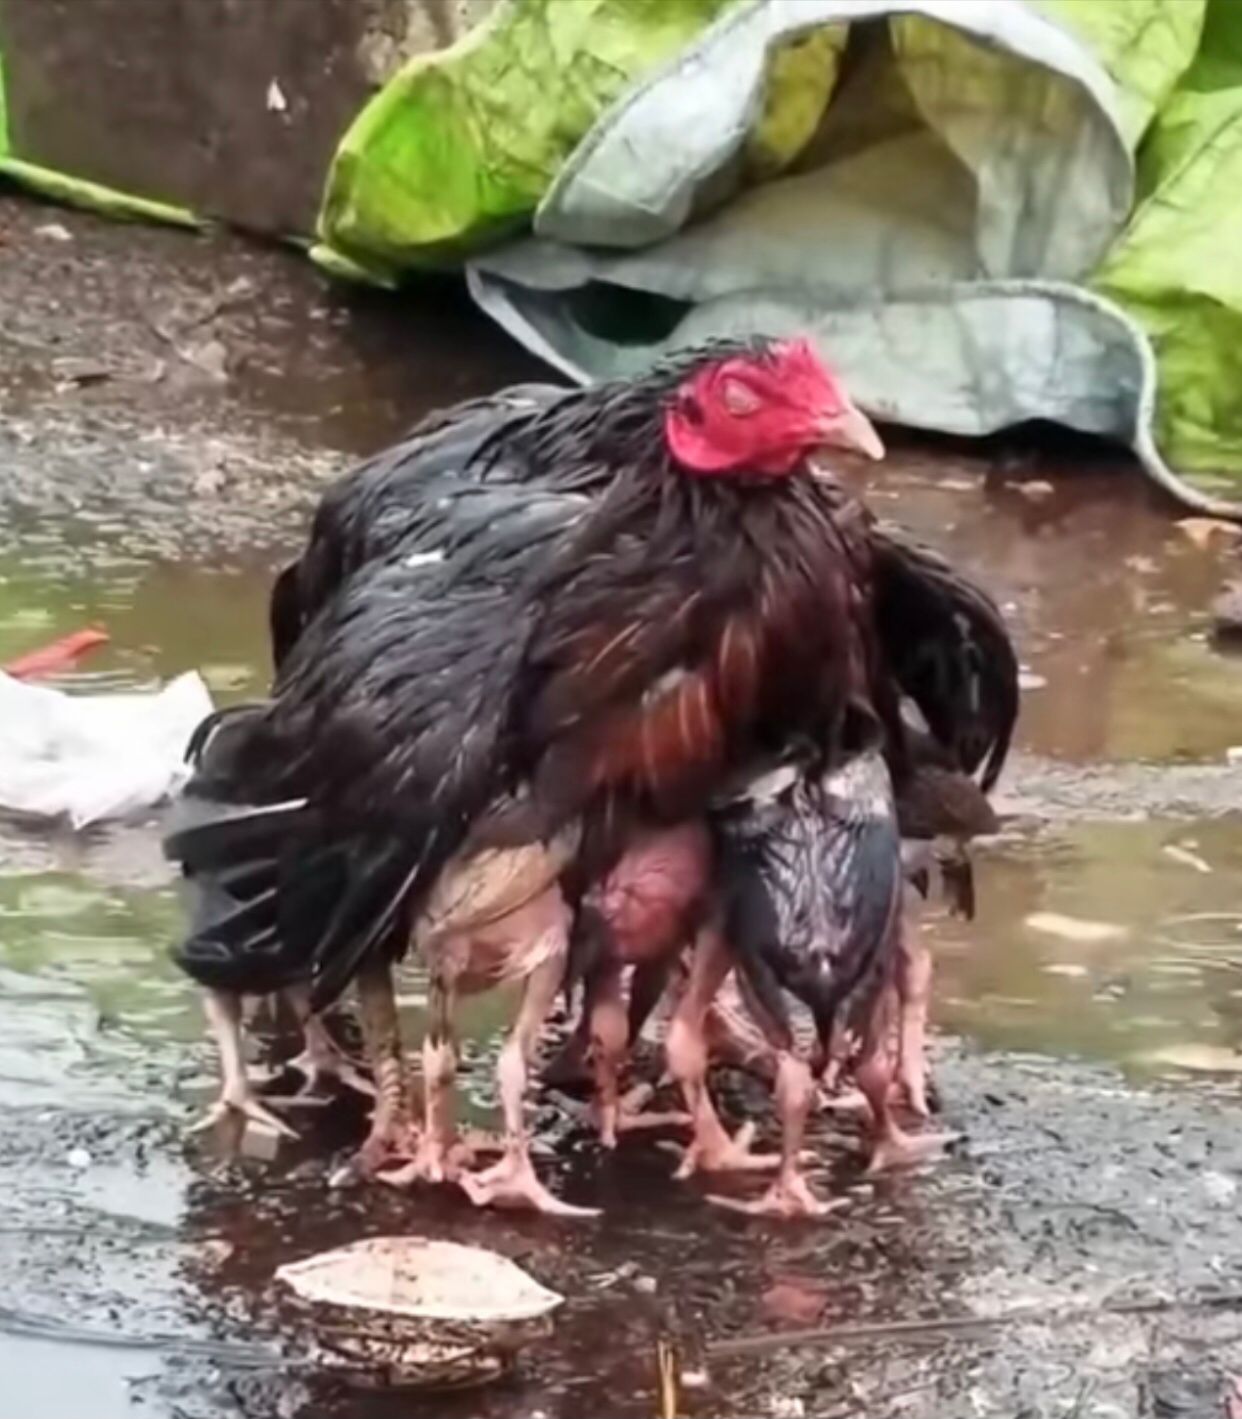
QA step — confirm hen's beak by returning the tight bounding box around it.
[819,403,885,461]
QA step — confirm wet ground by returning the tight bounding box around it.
[2,195,1242,1419]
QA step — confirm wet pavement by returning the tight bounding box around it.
[2,195,1242,1419]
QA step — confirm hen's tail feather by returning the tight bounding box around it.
[872,522,1019,792]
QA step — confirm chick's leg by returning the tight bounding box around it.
[333,959,416,1182]
[855,987,953,1173]
[188,989,297,1139]
[711,1052,839,1218]
[894,914,933,1119]
[586,966,688,1147]
[666,929,779,1178]
[459,914,599,1217]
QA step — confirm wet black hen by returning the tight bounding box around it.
[167,341,892,1016]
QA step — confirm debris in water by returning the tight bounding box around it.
[1211,581,1242,638]
[1144,1044,1242,1074]
[1177,517,1242,549]
[1026,912,1128,945]
[1018,668,1048,691]
[276,1237,562,1388]
[1043,963,1089,979]
[267,79,288,113]
[1201,1170,1237,1206]
[35,222,73,242]
[66,1147,91,1170]
[277,1237,563,1323]
[51,356,114,388]
[1163,843,1212,874]
[3,627,109,680]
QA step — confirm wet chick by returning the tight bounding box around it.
[667,748,949,1219]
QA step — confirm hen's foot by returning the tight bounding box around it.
[457,1148,599,1217]
[188,1087,298,1140]
[375,1128,503,1187]
[867,1127,956,1175]
[666,1120,782,1180]
[329,1116,420,1186]
[709,1168,844,1219]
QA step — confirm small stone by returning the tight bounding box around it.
[681,1368,710,1390]
[36,222,74,242]
[240,1119,283,1161]
[1212,582,1242,638]
[770,1398,806,1419]
[1016,480,1055,501]
[66,1147,92,1169]
[633,1274,658,1296]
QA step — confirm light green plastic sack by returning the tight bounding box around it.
[314,0,738,282]
[1094,0,1242,479]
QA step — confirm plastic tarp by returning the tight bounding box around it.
[462,0,1242,513]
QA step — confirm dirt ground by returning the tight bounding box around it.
[2,194,1242,1419]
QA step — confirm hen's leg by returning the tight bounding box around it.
[666,929,779,1178]
[711,1052,839,1218]
[894,916,933,1119]
[379,976,492,1185]
[855,989,952,1173]
[188,989,297,1138]
[460,949,599,1217]
[333,959,416,1182]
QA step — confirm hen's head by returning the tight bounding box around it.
[664,338,883,477]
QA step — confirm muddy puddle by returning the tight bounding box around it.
[2,199,1242,1419]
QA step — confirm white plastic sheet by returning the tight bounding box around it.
[0,671,213,828]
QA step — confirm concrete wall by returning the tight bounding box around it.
[0,0,495,236]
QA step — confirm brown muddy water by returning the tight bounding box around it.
[2,198,1242,1419]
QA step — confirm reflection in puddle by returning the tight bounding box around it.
[934,819,1242,1070]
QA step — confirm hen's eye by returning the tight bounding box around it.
[721,377,761,417]
[679,394,705,426]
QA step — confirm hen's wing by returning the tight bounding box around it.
[270,384,574,667]
[169,479,590,1007]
